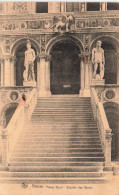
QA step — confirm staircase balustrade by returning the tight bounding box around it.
[1,88,37,166]
[90,87,112,170]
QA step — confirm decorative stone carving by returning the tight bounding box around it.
[9,91,19,102]
[104,88,116,101]
[12,2,27,12]
[41,35,46,53]
[76,18,110,28]
[0,3,3,12]
[92,40,105,79]
[23,40,36,82]
[53,14,75,33]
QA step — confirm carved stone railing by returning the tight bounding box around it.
[1,88,37,166]
[90,87,112,170]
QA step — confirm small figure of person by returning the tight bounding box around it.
[23,40,36,81]
[92,40,105,79]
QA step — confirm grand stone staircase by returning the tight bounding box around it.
[1,95,108,183]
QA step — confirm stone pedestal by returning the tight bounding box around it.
[92,79,105,85]
[23,81,36,86]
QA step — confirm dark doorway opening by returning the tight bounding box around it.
[101,42,117,84]
[16,44,37,86]
[50,41,80,94]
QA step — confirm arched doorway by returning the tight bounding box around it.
[15,44,37,86]
[50,41,81,94]
[0,103,18,128]
[104,102,119,161]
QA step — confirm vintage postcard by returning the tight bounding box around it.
[0,1,119,195]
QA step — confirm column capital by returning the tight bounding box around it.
[78,52,91,64]
[2,55,11,61]
[10,56,16,63]
[0,58,4,63]
[37,53,51,61]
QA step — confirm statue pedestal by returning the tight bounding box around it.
[91,79,105,85]
[23,81,36,87]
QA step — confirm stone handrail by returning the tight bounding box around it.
[1,88,37,166]
[90,87,112,169]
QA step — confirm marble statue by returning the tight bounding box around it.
[92,40,105,79]
[23,40,36,81]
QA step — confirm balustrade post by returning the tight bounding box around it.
[1,132,8,166]
[104,129,112,171]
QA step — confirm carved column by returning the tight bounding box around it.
[100,2,107,11]
[0,59,4,86]
[78,53,91,97]
[61,2,66,12]
[78,54,85,96]
[4,56,11,86]
[37,53,51,97]
[81,2,86,11]
[10,56,16,86]
[45,55,51,95]
[104,129,112,170]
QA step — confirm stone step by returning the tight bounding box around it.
[14,148,103,153]
[0,176,108,184]
[32,112,94,115]
[0,171,104,178]
[9,162,104,168]
[20,133,100,138]
[29,120,96,123]
[21,130,99,134]
[10,157,104,162]
[12,153,104,158]
[17,137,100,142]
[16,143,102,148]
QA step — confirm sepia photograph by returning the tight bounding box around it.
[0,1,119,195]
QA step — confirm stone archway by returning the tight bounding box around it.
[10,38,40,86]
[90,36,119,84]
[0,103,18,128]
[44,35,84,95]
[50,41,81,94]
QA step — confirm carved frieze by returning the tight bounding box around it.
[0,20,52,31]
[76,18,113,28]
[0,15,119,34]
